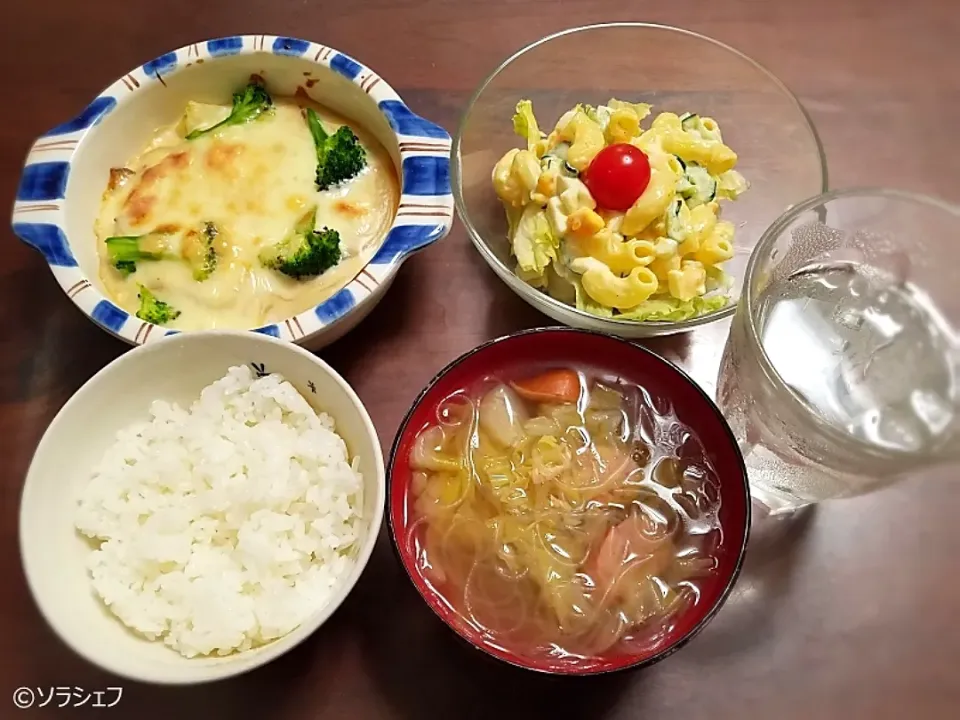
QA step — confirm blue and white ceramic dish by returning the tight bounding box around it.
[12,35,453,348]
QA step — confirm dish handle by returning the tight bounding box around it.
[380,105,454,264]
[11,142,77,267]
[11,95,117,267]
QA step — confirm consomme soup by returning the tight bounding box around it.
[404,367,724,663]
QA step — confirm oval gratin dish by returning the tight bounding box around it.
[11,34,453,348]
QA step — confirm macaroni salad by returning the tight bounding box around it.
[492,99,748,322]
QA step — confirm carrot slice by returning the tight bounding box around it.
[511,369,581,404]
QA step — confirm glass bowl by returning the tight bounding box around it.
[452,23,827,337]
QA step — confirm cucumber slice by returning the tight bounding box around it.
[541,151,578,177]
[680,113,699,131]
[665,198,686,241]
[541,155,563,172]
[680,162,717,208]
[592,104,613,131]
[542,142,578,177]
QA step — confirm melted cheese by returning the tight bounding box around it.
[96,98,399,329]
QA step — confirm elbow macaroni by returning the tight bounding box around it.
[512,150,541,196]
[492,149,542,208]
[568,229,656,275]
[570,256,658,308]
[567,208,606,239]
[492,148,523,207]
[558,111,606,171]
[621,151,678,236]
[605,108,641,145]
[649,253,681,287]
[493,98,748,321]
[648,113,738,175]
[694,220,735,265]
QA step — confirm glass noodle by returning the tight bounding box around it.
[404,368,724,666]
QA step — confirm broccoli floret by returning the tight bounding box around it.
[183,222,219,281]
[259,208,342,279]
[136,285,180,325]
[305,108,366,190]
[104,235,167,276]
[107,224,217,279]
[185,82,273,140]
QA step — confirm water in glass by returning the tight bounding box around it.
[718,190,960,512]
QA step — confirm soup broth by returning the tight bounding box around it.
[405,368,724,664]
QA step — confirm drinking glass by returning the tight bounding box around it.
[717,188,960,513]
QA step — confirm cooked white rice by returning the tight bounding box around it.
[75,365,363,658]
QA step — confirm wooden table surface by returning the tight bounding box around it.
[3,0,959,717]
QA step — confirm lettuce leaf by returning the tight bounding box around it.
[579,103,599,122]
[512,206,558,286]
[586,100,651,132]
[565,266,730,322]
[717,169,749,200]
[705,265,733,293]
[504,204,524,241]
[607,99,652,122]
[542,258,578,304]
[616,294,730,322]
[512,99,543,151]
[585,104,611,131]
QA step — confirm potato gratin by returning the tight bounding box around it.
[97,81,399,329]
[492,100,748,322]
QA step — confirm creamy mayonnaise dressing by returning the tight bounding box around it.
[96,97,399,329]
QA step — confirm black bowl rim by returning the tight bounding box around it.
[385,326,752,676]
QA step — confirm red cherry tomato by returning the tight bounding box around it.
[581,144,652,211]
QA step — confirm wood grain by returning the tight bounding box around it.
[2,1,959,718]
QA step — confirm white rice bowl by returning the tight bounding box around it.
[75,364,363,658]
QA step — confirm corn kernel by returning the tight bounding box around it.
[566,208,605,238]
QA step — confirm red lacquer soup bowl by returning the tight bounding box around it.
[387,328,750,675]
